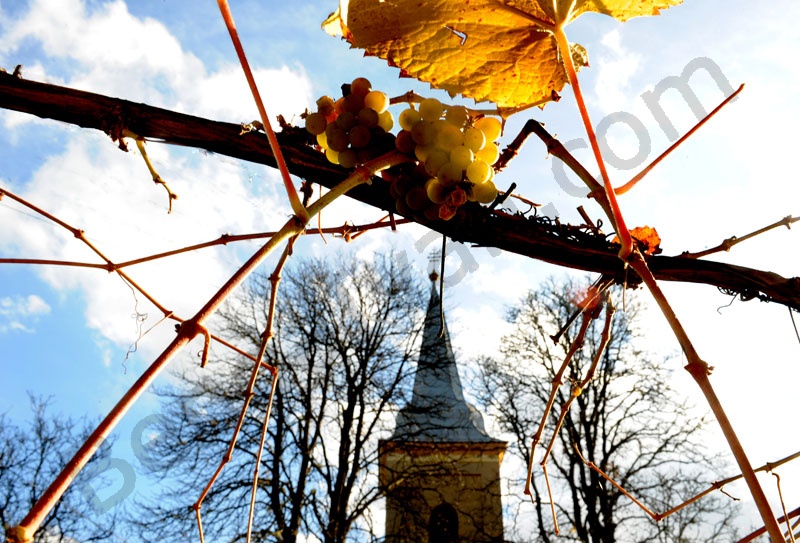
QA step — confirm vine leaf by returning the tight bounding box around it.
[542,0,683,22]
[322,0,585,108]
[322,0,681,109]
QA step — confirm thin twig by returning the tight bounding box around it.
[614,84,745,196]
[790,307,800,346]
[576,206,599,233]
[0,186,172,317]
[496,117,545,172]
[541,463,560,535]
[541,299,614,466]
[576,414,800,525]
[216,0,308,222]
[525,303,595,497]
[774,473,797,543]
[681,214,798,259]
[0,187,281,372]
[738,506,800,543]
[193,236,293,543]
[0,217,411,270]
[131,134,178,212]
[552,24,632,258]
[507,191,542,210]
[573,443,659,519]
[245,236,295,542]
[550,276,613,344]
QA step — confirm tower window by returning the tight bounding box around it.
[429,502,458,543]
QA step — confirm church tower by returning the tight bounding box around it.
[379,271,506,543]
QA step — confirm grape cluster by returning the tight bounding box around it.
[304,77,396,168]
[395,98,501,220]
[304,80,504,221]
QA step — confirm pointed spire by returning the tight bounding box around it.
[391,274,499,443]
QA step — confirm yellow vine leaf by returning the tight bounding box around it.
[539,0,683,23]
[323,0,682,109]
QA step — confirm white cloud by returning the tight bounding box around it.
[0,293,51,333]
[0,132,295,351]
[185,63,313,125]
[0,0,314,122]
[592,29,642,115]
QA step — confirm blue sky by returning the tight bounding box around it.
[1,0,799,539]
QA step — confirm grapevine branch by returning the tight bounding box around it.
[1,73,797,310]
[540,298,615,467]
[575,446,800,525]
[523,293,600,497]
[193,236,296,543]
[614,83,745,196]
[0,210,411,271]
[216,0,307,222]
[681,214,799,259]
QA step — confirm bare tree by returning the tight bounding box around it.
[0,396,118,543]
[132,252,426,543]
[475,276,739,543]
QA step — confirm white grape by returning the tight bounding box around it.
[399,108,421,131]
[475,116,502,142]
[434,120,464,151]
[438,161,463,186]
[378,110,394,132]
[424,149,449,176]
[325,147,339,164]
[463,126,486,152]
[466,159,491,184]
[472,180,498,203]
[476,141,500,165]
[419,97,445,121]
[425,178,447,204]
[449,145,474,172]
[445,105,468,128]
[364,90,389,113]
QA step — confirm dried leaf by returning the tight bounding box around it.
[629,225,662,255]
[323,0,682,108]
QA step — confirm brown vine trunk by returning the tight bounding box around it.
[0,71,798,312]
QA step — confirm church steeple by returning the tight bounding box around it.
[379,265,507,543]
[391,277,497,443]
